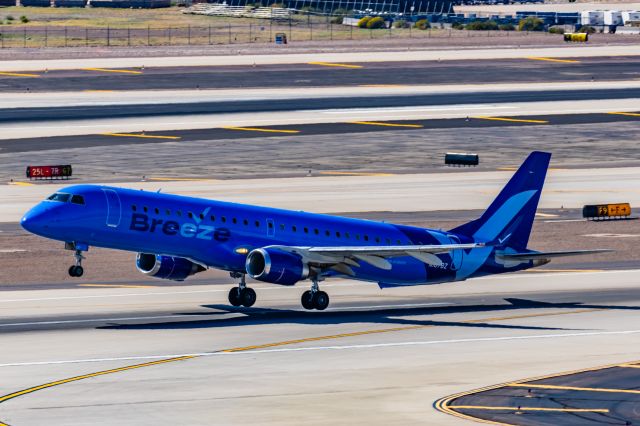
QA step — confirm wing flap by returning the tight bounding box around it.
[497,249,613,261]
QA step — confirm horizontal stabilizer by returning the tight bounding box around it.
[497,249,613,261]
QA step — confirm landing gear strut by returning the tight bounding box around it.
[228,272,256,307]
[301,277,329,311]
[68,249,85,277]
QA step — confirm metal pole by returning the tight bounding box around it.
[208,24,211,44]
[168,27,171,45]
[44,26,48,47]
[249,23,252,42]
[188,25,191,45]
[85,27,88,47]
[107,25,110,46]
[310,19,312,40]
[23,26,26,48]
[64,26,67,47]
[128,27,131,46]
[228,23,232,44]
[148,25,150,46]
[289,14,292,41]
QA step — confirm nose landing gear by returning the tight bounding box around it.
[65,242,88,278]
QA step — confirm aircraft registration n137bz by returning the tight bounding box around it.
[21,151,609,310]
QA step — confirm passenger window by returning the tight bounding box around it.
[375,237,380,243]
[364,235,369,242]
[345,232,350,239]
[304,227,309,233]
[280,224,285,231]
[243,219,249,226]
[166,209,171,216]
[255,220,260,227]
[155,208,160,214]
[132,205,137,211]
[232,218,237,224]
[268,222,274,229]
[143,206,148,212]
[188,212,193,219]
[210,215,215,221]
[336,231,341,238]
[386,238,391,245]
[355,234,360,240]
[221,216,226,223]
[199,213,204,220]
[292,225,297,232]
[325,230,330,237]
[314,229,319,235]
[176,210,182,217]
[71,195,85,205]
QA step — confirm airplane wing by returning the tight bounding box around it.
[497,249,613,261]
[269,242,486,274]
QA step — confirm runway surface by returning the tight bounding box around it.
[4,87,640,123]
[1,270,640,425]
[3,44,640,71]
[2,57,640,92]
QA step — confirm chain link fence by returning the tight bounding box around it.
[0,23,551,48]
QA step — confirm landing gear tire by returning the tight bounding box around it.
[68,265,84,277]
[240,287,256,307]
[228,287,242,307]
[313,291,329,311]
[301,290,314,310]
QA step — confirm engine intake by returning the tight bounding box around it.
[245,248,309,286]
[136,253,205,281]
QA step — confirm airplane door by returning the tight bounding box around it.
[448,235,463,271]
[102,189,121,228]
[266,218,275,237]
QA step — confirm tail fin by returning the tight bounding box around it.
[449,151,551,250]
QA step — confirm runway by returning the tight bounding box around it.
[1,270,640,425]
[2,57,640,92]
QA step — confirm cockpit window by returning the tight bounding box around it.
[47,193,71,203]
[46,193,85,205]
[71,195,85,205]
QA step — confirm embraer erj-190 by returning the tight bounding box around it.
[21,151,608,310]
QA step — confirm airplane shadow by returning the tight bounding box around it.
[97,298,634,331]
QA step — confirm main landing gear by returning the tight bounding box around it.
[301,277,329,311]
[228,272,256,308]
[66,244,86,278]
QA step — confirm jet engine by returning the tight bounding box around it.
[136,253,205,281]
[245,248,309,286]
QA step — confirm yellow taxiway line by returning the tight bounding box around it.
[509,383,640,395]
[0,71,40,78]
[350,121,423,128]
[474,116,549,124]
[308,61,363,69]
[448,405,609,413]
[101,133,181,140]
[527,57,581,64]
[8,181,34,186]
[223,126,300,134]
[608,112,640,117]
[83,67,143,75]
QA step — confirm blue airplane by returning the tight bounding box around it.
[21,151,608,310]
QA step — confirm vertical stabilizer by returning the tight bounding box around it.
[449,151,551,250]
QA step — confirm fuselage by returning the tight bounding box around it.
[20,184,532,287]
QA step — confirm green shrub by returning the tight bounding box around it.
[451,22,464,30]
[499,23,515,31]
[357,16,371,28]
[548,26,565,34]
[393,19,409,28]
[20,15,28,23]
[6,15,14,21]
[465,20,498,30]
[518,17,545,31]
[366,16,385,29]
[415,19,430,30]
[577,25,596,33]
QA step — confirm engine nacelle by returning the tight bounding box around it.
[136,253,205,281]
[245,248,309,286]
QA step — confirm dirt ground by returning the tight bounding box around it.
[1,209,637,288]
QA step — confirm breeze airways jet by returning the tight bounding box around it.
[21,151,609,310]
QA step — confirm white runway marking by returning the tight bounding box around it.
[323,105,514,114]
[329,302,451,311]
[2,329,639,368]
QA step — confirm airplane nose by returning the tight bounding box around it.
[21,205,50,235]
